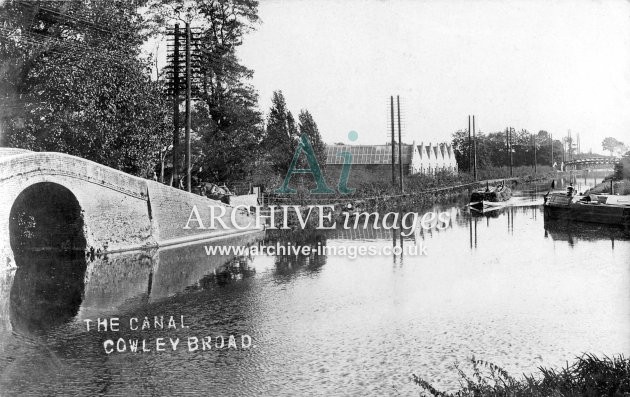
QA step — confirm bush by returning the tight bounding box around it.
[412,354,630,396]
[614,156,630,180]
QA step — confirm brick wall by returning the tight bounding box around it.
[146,181,259,244]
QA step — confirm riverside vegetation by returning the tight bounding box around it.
[256,165,558,233]
[412,354,630,396]
[263,165,557,210]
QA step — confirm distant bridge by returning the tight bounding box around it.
[0,148,261,269]
[564,157,619,170]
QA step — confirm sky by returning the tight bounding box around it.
[234,0,630,153]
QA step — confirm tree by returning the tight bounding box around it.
[0,1,171,176]
[193,94,263,182]
[602,137,624,157]
[148,0,263,183]
[298,109,326,165]
[451,129,470,171]
[484,131,509,167]
[453,127,563,170]
[263,91,298,174]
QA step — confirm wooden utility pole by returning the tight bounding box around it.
[472,115,477,181]
[562,136,565,167]
[567,130,573,161]
[171,23,180,186]
[390,96,395,186]
[532,133,537,173]
[185,22,192,193]
[468,115,472,172]
[505,127,510,175]
[397,95,403,193]
[550,133,553,167]
[509,127,513,177]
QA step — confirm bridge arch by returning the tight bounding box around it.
[9,182,86,255]
[6,181,90,333]
[0,150,156,268]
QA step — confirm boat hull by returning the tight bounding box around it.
[469,200,504,213]
[543,193,630,227]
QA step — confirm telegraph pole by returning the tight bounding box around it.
[468,115,472,172]
[562,136,565,167]
[390,96,395,186]
[532,133,537,173]
[550,133,553,167]
[472,115,477,181]
[171,23,180,186]
[397,95,403,193]
[505,127,510,175]
[185,22,192,193]
[569,130,573,176]
[509,127,513,177]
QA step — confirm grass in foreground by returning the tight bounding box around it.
[412,354,630,396]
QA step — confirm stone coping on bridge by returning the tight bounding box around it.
[0,150,149,199]
[0,148,31,158]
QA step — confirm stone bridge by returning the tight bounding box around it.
[0,148,262,269]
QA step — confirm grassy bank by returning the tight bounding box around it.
[412,354,630,396]
[263,165,556,210]
[257,166,556,230]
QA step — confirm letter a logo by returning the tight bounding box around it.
[275,134,334,194]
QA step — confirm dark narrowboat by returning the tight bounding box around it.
[469,181,512,212]
[543,192,630,227]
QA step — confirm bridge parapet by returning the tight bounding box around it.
[0,151,148,199]
[0,148,31,159]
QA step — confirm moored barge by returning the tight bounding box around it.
[543,192,630,227]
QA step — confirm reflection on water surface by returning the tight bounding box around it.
[0,181,628,396]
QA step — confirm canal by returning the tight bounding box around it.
[0,179,628,396]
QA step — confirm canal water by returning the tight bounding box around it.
[0,178,628,396]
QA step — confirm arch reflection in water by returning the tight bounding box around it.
[8,182,87,334]
[10,252,87,334]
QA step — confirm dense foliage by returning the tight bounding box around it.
[602,136,626,157]
[0,1,171,176]
[255,91,327,191]
[452,129,565,172]
[298,109,327,167]
[261,90,297,175]
[147,0,264,184]
[1,0,266,182]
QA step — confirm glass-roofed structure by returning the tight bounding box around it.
[324,142,457,175]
